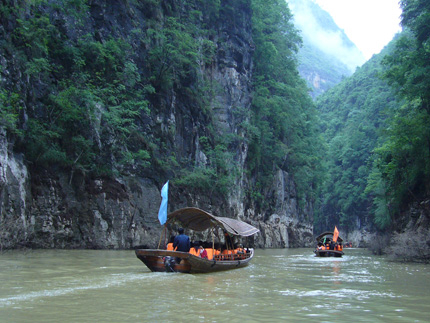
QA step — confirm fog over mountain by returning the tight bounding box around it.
[289,0,365,70]
[287,0,366,97]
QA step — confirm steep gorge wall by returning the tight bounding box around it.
[0,0,314,249]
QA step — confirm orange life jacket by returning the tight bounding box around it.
[205,248,215,260]
[166,243,177,251]
[234,248,246,259]
[189,247,200,257]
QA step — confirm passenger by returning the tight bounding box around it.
[189,242,200,257]
[222,247,232,255]
[166,236,176,251]
[222,245,233,260]
[214,243,222,259]
[199,243,208,259]
[203,243,215,260]
[205,247,215,260]
[234,243,245,255]
[189,242,208,258]
[234,243,246,259]
[173,228,190,263]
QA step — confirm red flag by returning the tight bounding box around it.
[333,226,339,242]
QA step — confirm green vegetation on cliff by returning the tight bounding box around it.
[1,0,237,191]
[0,0,323,210]
[316,46,400,231]
[248,0,323,207]
[366,0,430,229]
[1,1,153,177]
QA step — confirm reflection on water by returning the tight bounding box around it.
[0,249,429,322]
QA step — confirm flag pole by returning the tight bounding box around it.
[157,225,166,249]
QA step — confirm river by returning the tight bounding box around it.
[0,248,429,322]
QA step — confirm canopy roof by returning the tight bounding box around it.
[167,207,259,237]
[315,231,343,242]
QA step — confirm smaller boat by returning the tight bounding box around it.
[135,207,259,273]
[314,229,344,257]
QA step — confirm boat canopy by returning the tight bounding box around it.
[167,207,259,237]
[315,231,343,242]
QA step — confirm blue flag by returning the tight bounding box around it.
[158,181,169,225]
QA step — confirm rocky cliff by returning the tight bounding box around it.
[0,0,314,250]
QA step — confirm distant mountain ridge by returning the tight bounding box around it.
[287,0,366,98]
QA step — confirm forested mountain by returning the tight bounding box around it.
[315,40,401,232]
[316,0,430,261]
[287,0,365,98]
[0,0,321,249]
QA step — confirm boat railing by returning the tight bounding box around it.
[213,252,250,261]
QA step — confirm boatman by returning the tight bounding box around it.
[173,228,190,253]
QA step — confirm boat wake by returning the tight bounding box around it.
[0,272,152,308]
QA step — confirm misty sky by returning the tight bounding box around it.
[288,0,367,71]
[315,0,402,60]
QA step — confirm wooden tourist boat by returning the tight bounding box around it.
[135,207,259,273]
[314,230,344,257]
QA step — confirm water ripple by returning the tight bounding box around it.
[0,272,152,307]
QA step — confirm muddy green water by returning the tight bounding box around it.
[0,248,429,322]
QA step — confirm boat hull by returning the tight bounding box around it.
[135,249,254,273]
[314,249,344,257]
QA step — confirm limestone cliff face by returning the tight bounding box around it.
[0,129,30,248]
[339,199,430,262]
[0,0,314,249]
[248,170,314,248]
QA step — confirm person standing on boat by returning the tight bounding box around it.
[173,228,190,264]
[173,228,190,252]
